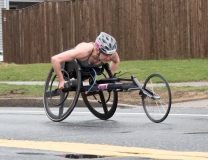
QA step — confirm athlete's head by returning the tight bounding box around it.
[95,32,117,55]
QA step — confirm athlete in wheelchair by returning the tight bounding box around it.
[43,32,172,123]
[51,32,119,91]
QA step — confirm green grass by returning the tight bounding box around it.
[0,63,51,81]
[1,59,208,82]
[118,59,208,82]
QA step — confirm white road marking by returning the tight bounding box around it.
[0,110,208,117]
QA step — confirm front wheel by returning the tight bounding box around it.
[142,74,172,123]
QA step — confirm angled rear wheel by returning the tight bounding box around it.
[43,61,81,122]
[81,89,118,120]
[81,70,118,120]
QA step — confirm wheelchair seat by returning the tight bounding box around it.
[62,59,105,81]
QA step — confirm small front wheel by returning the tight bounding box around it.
[142,74,171,123]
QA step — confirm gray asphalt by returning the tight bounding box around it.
[1,106,208,160]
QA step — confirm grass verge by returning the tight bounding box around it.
[1,59,208,82]
[0,59,208,104]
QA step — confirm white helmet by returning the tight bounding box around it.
[95,32,117,55]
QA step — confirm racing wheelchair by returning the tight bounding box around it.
[43,60,172,123]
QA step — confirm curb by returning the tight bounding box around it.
[0,98,207,108]
[0,98,133,108]
[0,98,85,107]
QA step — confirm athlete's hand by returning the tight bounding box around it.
[59,80,65,90]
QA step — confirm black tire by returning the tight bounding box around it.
[81,90,118,120]
[43,60,81,122]
[142,74,171,123]
[81,70,118,120]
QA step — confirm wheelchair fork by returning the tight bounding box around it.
[131,75,160,100]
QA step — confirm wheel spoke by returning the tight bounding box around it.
[157,100,168,112]
[98,91,108,114]
[58,92,65,117]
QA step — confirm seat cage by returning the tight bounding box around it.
[62,59,113,81]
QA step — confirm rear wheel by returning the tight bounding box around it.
[81,73,118,120]
[43,61,81,122]
[142,74,171,123]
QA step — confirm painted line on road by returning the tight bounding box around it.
[0,139,208,160]
[0,110,208,117]
[169,113,208,117]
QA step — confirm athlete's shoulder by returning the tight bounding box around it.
[76,42,93,50]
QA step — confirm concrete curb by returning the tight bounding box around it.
[0,98,133,108]
[0,98,85,107]
[0,98,207,108]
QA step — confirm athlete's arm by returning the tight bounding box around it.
[109,52,120,75]
[51,42,92,90]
